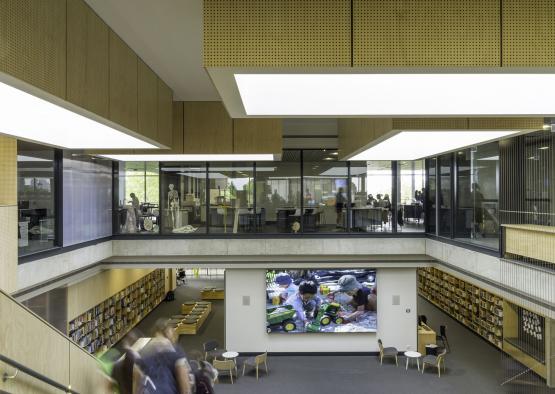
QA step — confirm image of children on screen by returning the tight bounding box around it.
[265,269,377,333]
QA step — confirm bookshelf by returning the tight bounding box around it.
[68,269,166,355]
[418,267,504,349]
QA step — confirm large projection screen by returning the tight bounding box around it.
[266,269,377,334]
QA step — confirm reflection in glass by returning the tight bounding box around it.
[256,151,301,233]
[63,154,112,245]
[426,158,437,234]
[350,161,393,232]
[397,160,425,232]
[160,163,207,234]
[455,143,499,249]
[438,154,452,237]
[302,150,347,232]
[207,163,254,233]
[115,162,159,234]
[17,141,56,255]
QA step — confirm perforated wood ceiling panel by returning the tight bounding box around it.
[502,0,555,66]
[204,0,351,67]
[353,0,501,67]
[0,0,66,98]
[0,136,16,206]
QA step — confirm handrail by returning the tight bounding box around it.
[0,354,79,394]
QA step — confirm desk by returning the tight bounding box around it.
[350,207,385,231]
[417,324,436,355]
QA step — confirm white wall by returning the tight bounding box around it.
[225,268,417,353]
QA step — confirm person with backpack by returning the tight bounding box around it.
[187,351,218,394]
[140,319,193,394]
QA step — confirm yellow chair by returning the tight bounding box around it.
[213,359,237,384]
[422,348,447,377]
[242,352,269,380]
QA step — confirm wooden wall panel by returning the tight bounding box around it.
[157,79,174,148]
[183,102,233,153]
[204,0,351,66]
[392,118,468,130]
[338,118,393,159]
[171,101,185,153]
[0,295,70,394]
[504,224,555,265]
[502,0,555,66]
[66,0,110,118]
[233,118,282,154]
[109,31,138,131]
[0,137,17,294]
[0,0,66,98]
[68,345,105,393]
[138,59,158,141]
[353,0,501,67]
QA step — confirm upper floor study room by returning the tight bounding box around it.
[14,127,555,266]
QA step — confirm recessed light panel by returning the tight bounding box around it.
[235,73,555,116]
[349,131,519,161]
[102,154,275,162]
[0,78,157,149]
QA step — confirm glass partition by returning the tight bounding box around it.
[397,160,425,232]
[115,162,159,234]
[302,150,348,232]
[207,163,254,233]
[160,163,207,234]
[438,154,452,237]
[425,158,437,234]
[63,154,112,246]
[17,141,56,255]
[255,150,301,233]
[455,142,499,249]
[350,161,393,232]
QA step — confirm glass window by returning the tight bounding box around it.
[302,150,347,232]
[63,154,112,246]
[438,154,452,237]
[350,161,393,232]
[425,158,437,234]
[455,142,499,249]
[115,162,159,234]
[160,163,207,234]
[207,163,254,233]
[397,160,425,232]
[17,141,56,255]
[255,151,301,233]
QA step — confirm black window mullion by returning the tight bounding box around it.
[205,161,210,234]
[392,160,398,233]
[299,150,304,233]
[347,161,351,232]
[54,149,63,247]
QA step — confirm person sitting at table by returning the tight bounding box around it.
[275,272,298,304]
[367,194,376,206]
[335,275,377,322]
[374,194,383,208]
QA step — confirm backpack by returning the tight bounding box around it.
[191,360,217,394]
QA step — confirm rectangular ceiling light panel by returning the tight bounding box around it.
[349,131,519,161]
[0,79,157,149]
[102,154,275,162]
[235,73,555,116]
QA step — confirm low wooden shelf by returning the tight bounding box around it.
[174,301,212,335]
[200,287,224,300]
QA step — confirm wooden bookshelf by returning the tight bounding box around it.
[418,267,504,349]
[68,269,166,355]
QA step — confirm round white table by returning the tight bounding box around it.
[404,351,421,371]
[222,351,239,363]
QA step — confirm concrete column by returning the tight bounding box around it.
[0,136,18,293]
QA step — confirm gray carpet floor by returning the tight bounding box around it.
[124,277,554,394]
